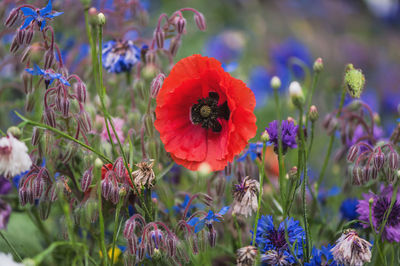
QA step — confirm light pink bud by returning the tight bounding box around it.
[150,73,165,98]
[5,8,19,28]
[154,29,165,49]
[194,12,206,31]
[81,167,93,192]
[347,145,359,162]
[177,17,186,34]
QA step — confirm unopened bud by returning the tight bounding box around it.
[313,57,323,72]
[25,30,34,45]
[76,82,87,103]
[7,126,21,139]
[344,64,365,99]
[31,127,41,146]
[177,17,186,34]
[101,178,112,199]
[308,105,319,122]
[81,167,93,192]
[261,130,270,142]
[388,151,399,170]
[374,148,385,170]
[288,166,298,180]
[97,13,106,25]
[44,49,55,69]
[352,166,363,186]
[44,108,56,128]
[169,36,181,57]
[368,197,374,205]
[5,8,19,28]
[151,73,165,98]
[347,145,359,162]
[113,157,125,178]
[17,29,26,45]
[10,36,20,53]
[270,76,281,90]
[289,81,304,108]
[194,12,207,31]
[154,29,165,49]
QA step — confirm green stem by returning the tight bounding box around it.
[233,214,242,248]
[307,122,315,161]
[316,86,346,187]
[273,88,286,210]
[111,198,124,265]
[0,129,5,136]
[369,200,386,265]
[304,73,320,127]
[14,112,112,164]
[94,164,108,266]
[0,231,22,262]
[32,241,85,265]
[252,144,266,245]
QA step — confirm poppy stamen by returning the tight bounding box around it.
[191,92,230,132]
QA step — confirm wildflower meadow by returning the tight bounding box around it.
[1,0,400,265]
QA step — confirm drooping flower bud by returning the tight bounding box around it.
[76,82,87,103]
[25,29,34,45]
[113,157,125,179]
[169,36,181,57]
[101,178,113,199]
[5,8,19,28]
[344,64,365,99]
[81,167,93,192]
[127,235,138,255]
[176,17,186,34]
[150,73,165,99]
[388,151,399,170]
[352,166,363,185]
[31,127,41,146]
[154,29,165,49]
[194,12,207,31]
[124,218,136,239]
[44,108,57,128]
[347,145,359,162]
[374,148,385,170]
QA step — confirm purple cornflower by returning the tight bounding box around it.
[25,64,70,87]
[357,185,400,242]
[0,177,12,195]
[20,0,63,31]
[266,120,299,154]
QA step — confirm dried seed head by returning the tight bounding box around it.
[347,145,360,162]
[132,160,155,189]
[236,246,258,266]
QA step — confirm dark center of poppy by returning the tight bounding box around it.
[373,197,400,227]
[191,92,230,133]
[269,229,287,250]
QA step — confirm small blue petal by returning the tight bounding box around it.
[40,0,53,16]
[20,7,37,17]
[40,20,47,31]
[218,206,230,215]
[194,220,205,233]
[187,217,199,227]
[20,17,34,30]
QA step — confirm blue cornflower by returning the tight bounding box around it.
[340,198,359,221]
[187,206,229,233]
[204,30,245,64]
[305,245,337,266]
[255,215,305,264]
[102,40,140,73]
[25,64,70,86]
[20,0,63,31]
[265,120,299,154]
[237,142,264,162]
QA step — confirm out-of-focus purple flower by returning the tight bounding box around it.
[340,198,359,221]
[95,115,125,144]
[270,38,312,80]
[0,199,11,230]
[0,177,12,195]
[317,186,340,204]
[102,40,140,73]
[20,0,63,31]
[204,30,245,64]
[266,120,298,154]
[25,64,70,86]
[347,124,384,148]
[365,0,399,19]
[357,185,400,242]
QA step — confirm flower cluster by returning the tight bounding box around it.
[265,119,299,154]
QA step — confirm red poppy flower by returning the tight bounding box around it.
[155,55,257,171]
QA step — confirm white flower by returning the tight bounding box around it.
[0,253,24,266]
[289,81,303,98]
[0,135,32,177]
[331,229,372,266]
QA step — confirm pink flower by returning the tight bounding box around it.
[95,115,125,144]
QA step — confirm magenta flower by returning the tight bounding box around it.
[95,115,125,144]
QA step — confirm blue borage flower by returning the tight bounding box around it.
[102,40,140,73]
[166,194,204,216]
[305,245,337,266]
[187,206,229,233]
[20,0,63,31]
[255,215,305,264]
[237,142,265,162]
[25,64,70,86]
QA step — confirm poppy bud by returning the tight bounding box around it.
[177,17,186,34]
[151,73,165,99]
[5,8,19,28]
[76,82,87,103]
[388,151,399,170]
[194,12,207,31]
[101,178,112,199]
[352,166,363,185]
[313,57,323,73]
[270,76,281,90]
[44,108,57,128]
[289,81,305,108]
[154,29,164,49]
[374,148,385,170]
[81,167,93,192]
[344,64,365,99]
[347,145,359,162]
